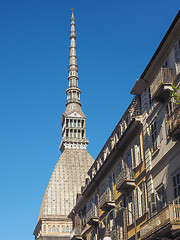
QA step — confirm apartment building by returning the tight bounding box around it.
[131,10,180,240]
[69,96,148,240]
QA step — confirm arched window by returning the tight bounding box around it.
[48,225,60,233]
[62,226,71,233]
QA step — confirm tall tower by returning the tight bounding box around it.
[60,10,89,152]
[34,10,93,240]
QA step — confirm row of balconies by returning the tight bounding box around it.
[80,169,135,229]
[72,204,180,240]
[87,97,142,182]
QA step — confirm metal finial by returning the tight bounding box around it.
[71,8,74,12]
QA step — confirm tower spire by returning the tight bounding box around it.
[66,9,81,106]
[60,11,89,152]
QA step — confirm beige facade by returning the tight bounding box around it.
[69,96,148,240]
[131,10,180,240]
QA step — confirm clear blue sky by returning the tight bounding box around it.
[0,1,179,240]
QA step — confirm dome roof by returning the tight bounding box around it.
[38,149,93,219]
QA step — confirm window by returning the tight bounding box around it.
[174,39,180,64]
[166,100,174,119]
[126,193,134,225]
[70,119,73,127]
[132,139,142,168]
[150,184,166,215]
[151,120,158,152]
[74,119,77,127]
[82,130,84,138]
[174,40,180,75]
[48,225,60,233]
[78,120,81,127]
[135,182,147,218]
[173,171,180,204]
[107,173,114,201]
[74,129,77,138]
[107,211,115,231]
[70,129,73,138]
[82,120,84,128]
[117,209,125,239]
[66,119,69,127]
[66,129,69,137]
[62,226,71,233]
[78,130,81,138]
[156,184,166,211]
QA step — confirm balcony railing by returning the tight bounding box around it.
[70,227,82,240]
[86,205,99,225]
[167,106,180,140]
[99,188,115,211]
[140,204,180,239]
[151,68,173,101]
[116,168,135,192]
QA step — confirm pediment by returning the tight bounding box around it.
[68,112,83,118]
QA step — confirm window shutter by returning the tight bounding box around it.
[142,182,146,215]
[126,196,129,225]
[174,41,180,64]
[157,117,163,143]
[150,192,156,214]
[131,147,135,169]
[135,188,139,219]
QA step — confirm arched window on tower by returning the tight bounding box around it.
[48,226,60,233]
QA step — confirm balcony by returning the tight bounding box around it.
[140,204,180,239]
[116,98,142,150]
[86,205,98,225]
[70,227,82,240]
[167,106,180,140]
[99,188,115,211]
[116,168,135,192]
[151,68,173,101]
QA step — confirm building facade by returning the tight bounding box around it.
[69,10,180,240]
[33,11,94,240]
[131,10,180,240]
[69,96,148,240]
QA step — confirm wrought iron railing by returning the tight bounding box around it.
[116,168,134,188]
[99,188,114,208]
[140,204,180,239]
[151,68,173,98]
[86,205,98,222]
